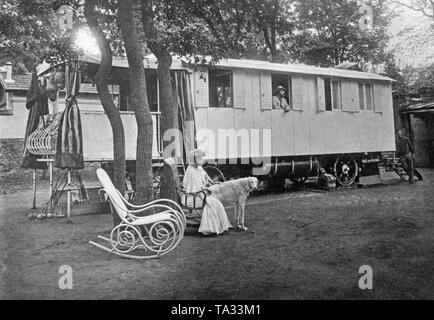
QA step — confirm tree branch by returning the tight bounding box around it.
[392,0,434,18]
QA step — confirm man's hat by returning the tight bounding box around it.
[275,85,286,94]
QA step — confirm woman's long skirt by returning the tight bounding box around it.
[198,195,232,235]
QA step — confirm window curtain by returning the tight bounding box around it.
[54,63,84,169]
[172,70,196,162]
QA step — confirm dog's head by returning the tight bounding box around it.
[246,177,259,192]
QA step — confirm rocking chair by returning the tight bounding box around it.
[89,169,186,259]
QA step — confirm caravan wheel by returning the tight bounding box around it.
[203,166,226,183]
[334,155,358,187]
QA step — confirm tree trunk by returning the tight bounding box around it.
[160,158,180,209]
[157,51,178,157]
[156,50,180,206]
[119,0,154,205]
[141,0,180,206]
[84,0,125,226]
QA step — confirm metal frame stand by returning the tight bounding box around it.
[67,169,72,222]
[33,158,72,222]
[32,170,37,209]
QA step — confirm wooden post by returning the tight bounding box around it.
[49,161,53,197]
[67,169,71,221]
[32,170,37,209]
[52,93,59,114]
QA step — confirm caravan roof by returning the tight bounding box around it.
[205,58,394,82]
[78,52,394,83]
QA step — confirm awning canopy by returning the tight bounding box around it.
[79,52,187,70]
[401,101,434,114]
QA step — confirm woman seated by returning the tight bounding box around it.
[183,149,232,235]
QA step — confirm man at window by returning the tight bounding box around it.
[272,85,290,112]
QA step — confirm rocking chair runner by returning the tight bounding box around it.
[89,169,186,259]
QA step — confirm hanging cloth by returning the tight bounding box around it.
[54,63,84,169]
[172,70,196,163]
[22,69,49,169]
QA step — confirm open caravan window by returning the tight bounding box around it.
[209,69,233,108]
[271,74,292,109]
[146,70,159,112]
[118,69,159,112]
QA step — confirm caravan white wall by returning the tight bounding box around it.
[192,65,395,161]
[81,111,160,161]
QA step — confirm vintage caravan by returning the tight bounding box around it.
[188,58,395,186]
[29,54,396,188]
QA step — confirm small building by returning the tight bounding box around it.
[401,100,434,167]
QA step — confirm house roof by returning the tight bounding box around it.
[0,71,119,94]
[401,100,434,114]
[0,72,33,91]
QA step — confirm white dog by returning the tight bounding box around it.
[206,177,258,231]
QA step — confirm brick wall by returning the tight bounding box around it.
[0,139,100,194]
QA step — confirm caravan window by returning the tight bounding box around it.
[332,80,341,110]
[271,74,291,108]
[146,70,159,112]
[324,79,332,111]
[209,69,233,108]
[358,84,365,110]
[365,84,374,111]
[358,83,375,111]
[120,70,158,112]
[324,79,342,111]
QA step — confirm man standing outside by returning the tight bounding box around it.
[272,86,290,112]
[395,129,416,183]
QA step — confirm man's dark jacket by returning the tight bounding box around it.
[396,135,414,157]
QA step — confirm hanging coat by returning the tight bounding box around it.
[22,70,49,169]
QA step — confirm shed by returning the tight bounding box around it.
[401,101,434,167]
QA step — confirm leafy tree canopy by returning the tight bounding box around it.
[0,0,83,72]
[288,0,392,67]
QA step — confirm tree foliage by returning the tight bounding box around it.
[183,0,296,62]
[288,0,392,67]
[388,0,434,94]
[0,0,82,71]
[181,0,392,67]
[1,0,396,69]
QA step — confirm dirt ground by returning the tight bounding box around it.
[1,169,433,300]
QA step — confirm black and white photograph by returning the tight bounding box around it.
[0,0,433,304]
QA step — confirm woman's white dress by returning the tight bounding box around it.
[183,165,232,235]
